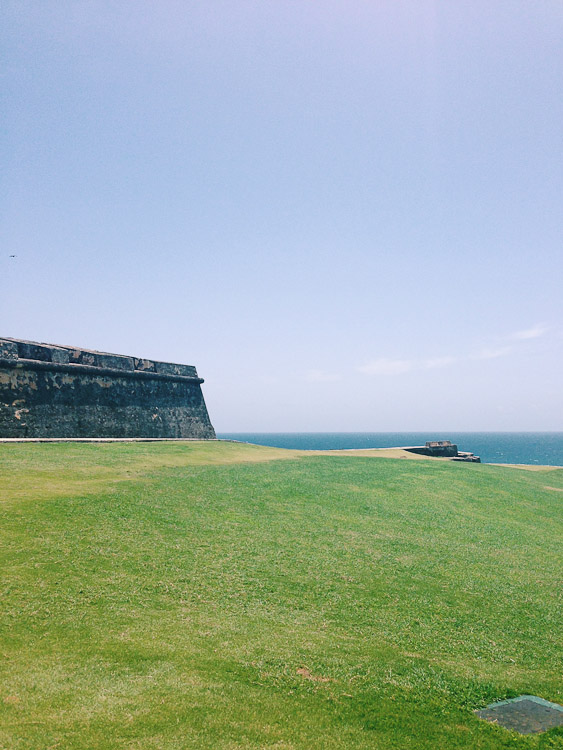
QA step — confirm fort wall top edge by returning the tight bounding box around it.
[0,336,202,383]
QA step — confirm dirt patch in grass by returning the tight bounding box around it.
[296,668,332,683]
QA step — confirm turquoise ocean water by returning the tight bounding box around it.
[217,433,563,466]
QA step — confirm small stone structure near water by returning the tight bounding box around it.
[0,337,215,439]
[403,440,480,462]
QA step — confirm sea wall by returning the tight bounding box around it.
[404,443,459,458]
[0,337,216,439]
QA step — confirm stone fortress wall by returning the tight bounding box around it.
[0,337,216,439]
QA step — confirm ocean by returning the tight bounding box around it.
[217,432,563,466]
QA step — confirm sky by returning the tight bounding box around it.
[2,1,562,431]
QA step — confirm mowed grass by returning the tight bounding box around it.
[1,443,562,749]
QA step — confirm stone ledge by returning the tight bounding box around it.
[0,357,204,384]
[0,437,221,443]
[0,338,199,379]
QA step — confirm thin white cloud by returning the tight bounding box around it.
[509,324,548,341]
[358,355,457,377]
[423,355,458,370]
[305,369,342,383]
[357,323,552,378]
[357,358,413,376]
[471,346,513,361]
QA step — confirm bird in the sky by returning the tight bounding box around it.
[9,255,17,258]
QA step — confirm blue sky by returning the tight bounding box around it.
[2,1,562,430]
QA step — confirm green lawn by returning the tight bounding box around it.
[1,442,562,749]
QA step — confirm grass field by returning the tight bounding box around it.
[1,441,562,749]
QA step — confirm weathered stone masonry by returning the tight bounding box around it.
[0,337,216,438]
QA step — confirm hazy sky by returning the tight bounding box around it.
[2,1,562,431]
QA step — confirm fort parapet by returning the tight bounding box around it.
[0,337,215,439]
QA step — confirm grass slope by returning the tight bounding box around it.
[1,442,562,749]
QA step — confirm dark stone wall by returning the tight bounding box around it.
[0,338,216,438]
[404,444,459,457]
